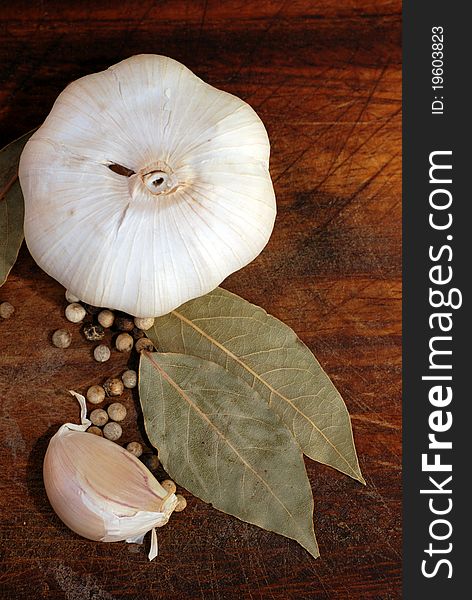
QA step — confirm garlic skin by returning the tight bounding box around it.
[43,392,177,560]
[19,54,276,317]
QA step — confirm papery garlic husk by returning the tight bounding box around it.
[19,54,276,318]
[43,392,177,560]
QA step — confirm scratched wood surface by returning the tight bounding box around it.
[0,1,401,598]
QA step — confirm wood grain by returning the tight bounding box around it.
[0,1,401,598]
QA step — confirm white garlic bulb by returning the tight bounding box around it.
[19,54,276,318]
[43,391,177,560]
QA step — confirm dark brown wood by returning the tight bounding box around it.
[0,1,401,598]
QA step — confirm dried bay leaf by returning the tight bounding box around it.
[139,351,319,558]
[147,288,364,484]
[0,131,33,286]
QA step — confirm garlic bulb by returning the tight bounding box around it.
[19,54,276,317]
[43,391,177,560]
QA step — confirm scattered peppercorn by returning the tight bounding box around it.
[161,479,177,495]
[103,377,124,397]
[134,338,154,353]
[52,329,72,348]
[115,316,134,332]
[115,332,134,352]
[126,441,143,457]
[93,344,111,362]
[86,385,106,405]
[142,454,160,471]
[82,322,105,341]
[107,402,127,422]
[134,317,155,331]
[87,425,103,436]
[65,289,80,303]
[90,408,108,427]
[65,302,86,323]
[0,301,15,319]
[132,327,145,340]
[121,369,137,389]
[82,303,100,315]
[97,309,115,328]
[174,494,187,512]
[103,421,122,441]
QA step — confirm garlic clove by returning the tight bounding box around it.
[19,54,276,318]
[43,392,177,559]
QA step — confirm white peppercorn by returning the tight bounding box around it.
[126,441,143,457]
[103,378,124,397]
[65,302,86,323]
[174,494,187,512]
[134,337,154,353]
[107,402,126,422]
[89,408,108,427]
[86,385,105,405]
[121,369,137,389]
[52,329,72,348]
[65,289,80,303]
[87,425,103,436]
[97,309,115,328]
[90,408,108,427]
[161,479,177,495]
[134,317,155,331]
[93,344,110,362]
[115,332,133,352]
[103,421,122,441]
[0,301,15,319]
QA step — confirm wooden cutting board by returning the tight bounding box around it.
[0,1,401,598]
